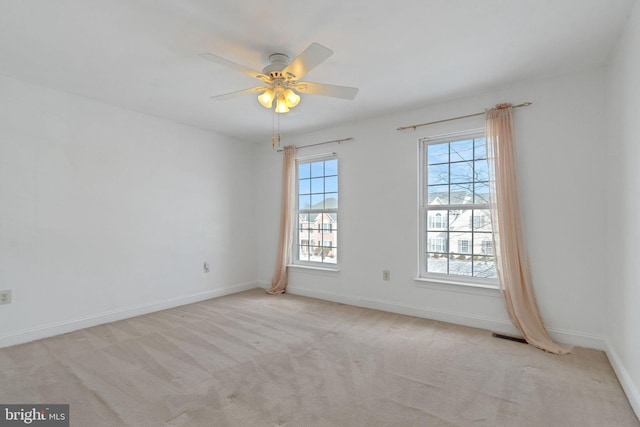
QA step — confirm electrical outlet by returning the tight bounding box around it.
[382,270,390,281]
[203,262,210,273]
[0,290,12,305]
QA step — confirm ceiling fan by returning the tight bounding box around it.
[200,43,358,113]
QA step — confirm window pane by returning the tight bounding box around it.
[321,232,337,246]
[450,183,473,204]
[473,259,496,279]
[450,161,474,184]
[325,159,338,176]
[427,185,449,205]
[324,247,337,264]
[327,213,337,227]
[472,211,492,232]
[298,178,311,194]
[449,254,472,276]
[427,232,448,253]
[473,233,494,255]
[428,163,449,185]
[297,220,311,262]
[311,194,324,208]
[450,232,472,252]
[311,161,324,178]
[321,214,337,234]
[450,139,474,162]
[311,177,324,193]
[428,143,449,164]
[474,138,487,160]
[474,182,490,204]
[474,159,489,182]
[299,194,311,209]
[427,211,448,230]
[324,193,338,208]
[307,246,319,261]
[298,246,310,262]
[307,214,319,228]
[325,176,338,193]
[299,163,311,179]
[427,253,448,274]
[449,212,472,232]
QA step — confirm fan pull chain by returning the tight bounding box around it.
[271,103,276,150]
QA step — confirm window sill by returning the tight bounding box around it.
[288,264,340,274]
[414,277,500,297]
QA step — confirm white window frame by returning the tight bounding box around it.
[418,129,498,288]
[293,153,339,269]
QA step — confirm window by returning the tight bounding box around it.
[296,155,338,265]
[427,237,446,253]
[419,131,497,283]
[428,212,446,229]
[481,239,494,256]
[458,239,470,254]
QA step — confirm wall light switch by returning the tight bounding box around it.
[203,262,210,273]
[382,270,390,281]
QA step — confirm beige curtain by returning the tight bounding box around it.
[267,145,297,295]
[486,104,571,355]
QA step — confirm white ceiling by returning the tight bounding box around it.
[0,0,635,143]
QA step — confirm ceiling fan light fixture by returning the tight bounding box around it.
[275,93,289,113]
[257,88,275,108]
[283,88,300,108]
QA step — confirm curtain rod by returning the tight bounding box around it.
[396,102,533,131]
[276,137,354,152]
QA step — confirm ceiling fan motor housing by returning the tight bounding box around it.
[263,53,290,79]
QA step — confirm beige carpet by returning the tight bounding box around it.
[0,289,637,426]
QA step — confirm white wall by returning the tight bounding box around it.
[606,0,640,417]
[256,67,608,349]
[0,75,257,347]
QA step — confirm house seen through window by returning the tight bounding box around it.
[419,131,497,283]
[296,155,338,266]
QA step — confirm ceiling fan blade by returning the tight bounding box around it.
[282,43,333,80]
[210,86,268,100]
[294,82,359,100]
[199,53,270,82]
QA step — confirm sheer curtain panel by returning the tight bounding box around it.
[267,145,297,294]
[486,104,571,355]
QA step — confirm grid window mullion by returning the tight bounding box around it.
[296,157,338,266]
[423,136,496,281]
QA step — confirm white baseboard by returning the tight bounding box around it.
[285,286,607,350]
[546,326,607,351]
[0,281,258,349]
[287,285,519,333]
[605,339,640,420]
